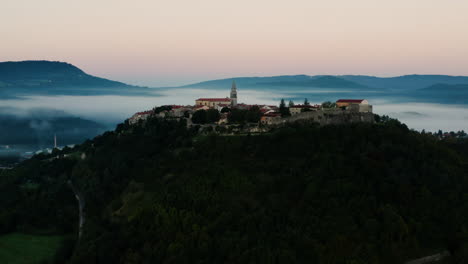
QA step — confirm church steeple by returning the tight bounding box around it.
[230,80,237,106]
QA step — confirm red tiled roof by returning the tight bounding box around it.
[135,110,153,115]
[336,99,365,103]
[196,98,231,102]
[263,113,281,117]
[171,105,184,109]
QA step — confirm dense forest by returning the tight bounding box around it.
[1,116,468,263]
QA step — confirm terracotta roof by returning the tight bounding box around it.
[171,105,184,109]
[263,113,281,117]
[336,99,365,103]
[135,110,153,115]
[196,98,231,102]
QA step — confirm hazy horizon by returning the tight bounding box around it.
[2,0,468,86]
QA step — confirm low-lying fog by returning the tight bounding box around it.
[1,88,467,132]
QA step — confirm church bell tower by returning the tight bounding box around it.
[230,80,237,106]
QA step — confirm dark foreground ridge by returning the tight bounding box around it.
[1,116,468,264]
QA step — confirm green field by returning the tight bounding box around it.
[0,233,63,264]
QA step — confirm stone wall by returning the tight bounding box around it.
[269,109,374,126]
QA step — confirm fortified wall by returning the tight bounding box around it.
[269,109,374,126]
[191,109,374,135]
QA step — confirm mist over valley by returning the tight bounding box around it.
[1,61,468,165]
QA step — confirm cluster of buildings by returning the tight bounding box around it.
[128,80,373,126]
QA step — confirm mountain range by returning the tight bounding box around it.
[1,60,468,104]
[181,74,468,91]
[2,60,468,92]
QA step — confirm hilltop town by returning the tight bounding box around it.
[128,81,374,132]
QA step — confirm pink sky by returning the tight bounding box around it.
[2,0,468,86]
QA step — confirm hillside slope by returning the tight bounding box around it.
[417,83,468,93]
[1,118,468,263]
[0,61,129,88]
[258,75,368,88]
[341,75,468,90]
[0,61,157,97]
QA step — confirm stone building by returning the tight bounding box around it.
[261,113,282,124]
[289,104,320,115]
[336,99,372,113]
[195,98,232,108]
[195,80,239,108]
[128,110,153,124]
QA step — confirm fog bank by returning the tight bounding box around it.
[1,89,467,132]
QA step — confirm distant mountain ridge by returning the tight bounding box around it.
[417,83,468,92]
[180,74,468,91]
[0,60,131,89]
[341,75,468,90]
[258,76,368,89]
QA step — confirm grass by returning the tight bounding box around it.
[0,233,63,264]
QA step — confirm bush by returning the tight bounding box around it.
[191,110,207,124]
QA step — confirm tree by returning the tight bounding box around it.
[191,110,207,124]
[220,107,231,113]
[206,109,221,123]
[246,105,262,123]
[280,99,286,109]
[228,109,247,124]
[321,101,336,108]
[289,100,295,107]
[154,105,172,114]
[304,98,310,106]
[279,99,290,117]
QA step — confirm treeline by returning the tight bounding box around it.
[1,116,468,263]
[191,106,262,124]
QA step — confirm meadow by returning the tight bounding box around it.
[0,233,63,264]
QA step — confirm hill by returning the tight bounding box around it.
[0,107,107,166]
[180,74,317,89]
[0,114,106,147]
[258,75,368,89]
[1,117,468,263]
[179,74,468,91]
[0,61,156,97]
[0,61,130,89]
[341,75,468,90]
[409,84,468,104]
[417,83,468,93]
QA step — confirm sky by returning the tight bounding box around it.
[2,0,468,86]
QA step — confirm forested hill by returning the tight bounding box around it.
[1,117,468,263]
[0,61,129,88]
